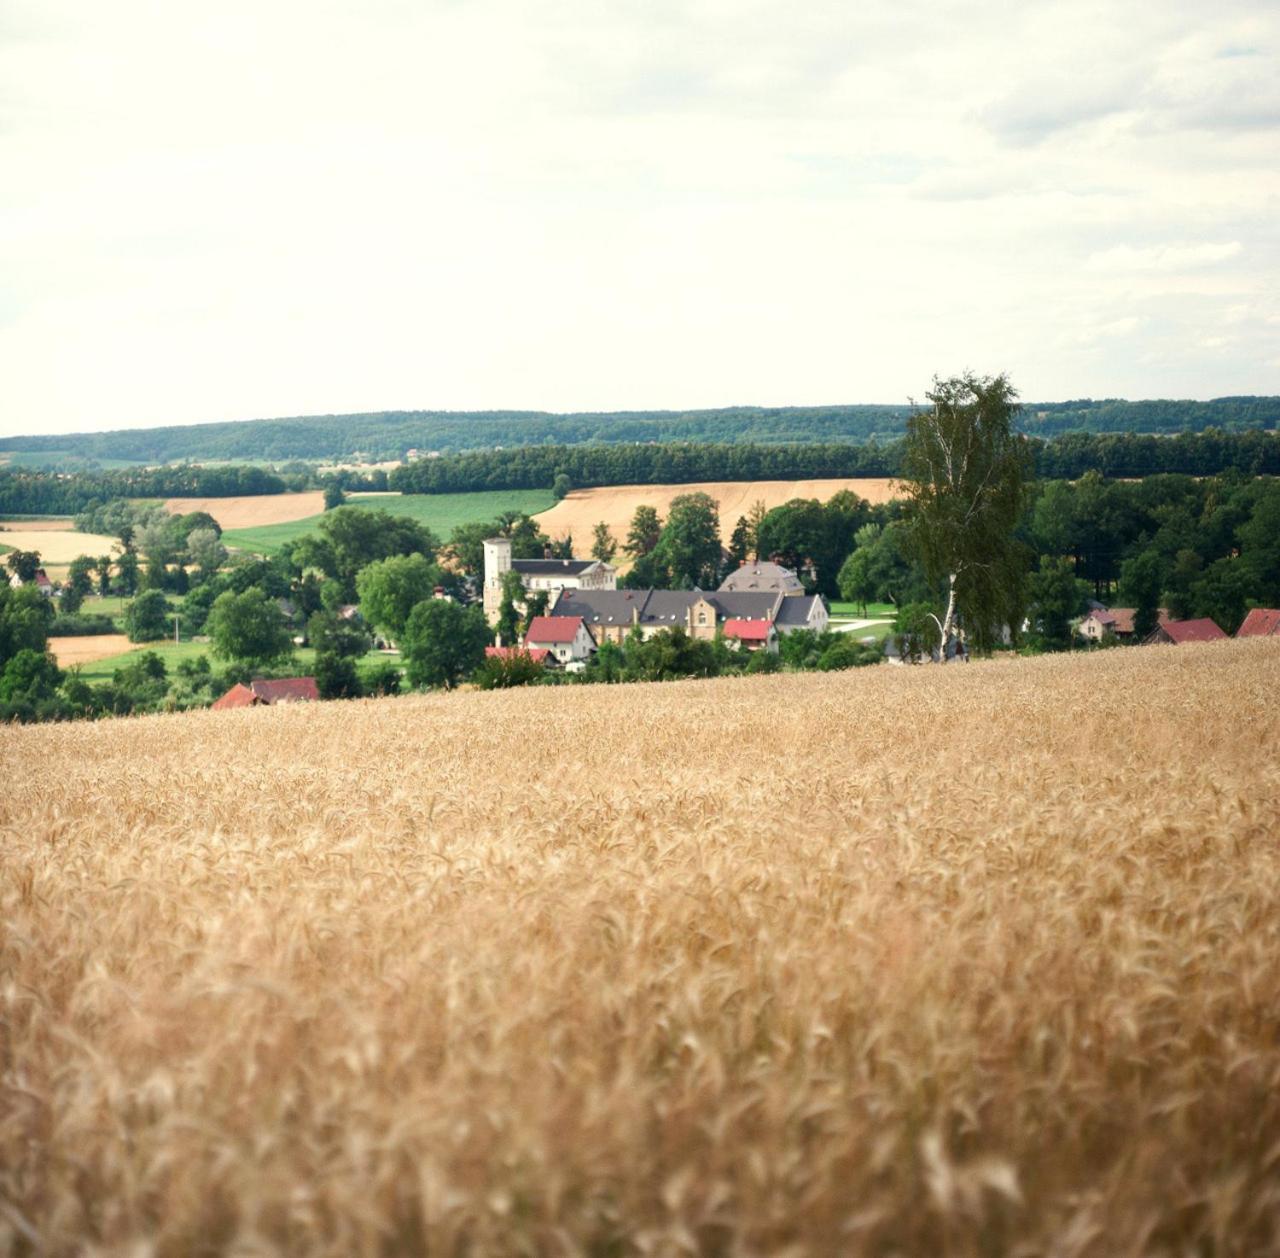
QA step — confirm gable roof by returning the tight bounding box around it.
[250,677,320,703]
[511,558,598,577]
[775,594,824,626]
[723,618,773,641]
[485,645,550,663]
[525,615,587,644]
[718,562,803,594]
[552,588,648,625]
[211,683,259,710]
[1236,608,1280,638]
[1159,618,1228,644]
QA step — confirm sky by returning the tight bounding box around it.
[1,1,1278,438]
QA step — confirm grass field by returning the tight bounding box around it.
[62,638,399,683]
[534,478,903,546]
[221,489,555,554]
[4,641,1279,1253]
[829,600,897,620]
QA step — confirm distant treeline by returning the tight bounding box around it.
[3,396,1279,465]
[3,430,1278,517]
[0,465,284,515]
[391,430,1280,495]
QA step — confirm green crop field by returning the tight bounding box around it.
[68,639,400,684]
[221,489,556,555]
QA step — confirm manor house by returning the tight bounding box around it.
[482,535,616,624]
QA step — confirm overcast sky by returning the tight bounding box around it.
[2,1,1278,437]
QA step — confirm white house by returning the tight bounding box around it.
[524,615,597,666]
[482,536,616,624]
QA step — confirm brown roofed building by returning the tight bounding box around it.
[1079,607,1170,641]
[1144,618,1228,646]
[211,677,320,710]
[1236,608,1280,638]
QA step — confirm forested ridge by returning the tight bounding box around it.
[3,395,1278,465]
[3,429,1279,517]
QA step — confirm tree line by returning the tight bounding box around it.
[4,396,1278,465]
[0,464,285,515]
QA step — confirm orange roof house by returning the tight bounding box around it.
[1236,609,1280,638]
[211,677,320,710]
[1145,618,1228,646]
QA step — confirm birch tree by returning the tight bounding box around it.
[902,373,1031,660]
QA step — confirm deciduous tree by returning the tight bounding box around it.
[902,373,1032,659]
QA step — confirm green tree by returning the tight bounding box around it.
[5,550,42,583]
[356,553,441,642]
[0,648,62,705]
[186,527,227,583]
[323,482,346,510]
[496,569,524,646]
[116,550,140,596]
[652,492,721,588]
[207,588,293,668]
[552,473,572,501]
[294,507,440,600]
[1191,558,1253,633]
[0,583,55,666]
[307,610,372,658]
[625,505,662,557]
[591,521,617,563]
[473,651,545,690]
[400,600,489,690]
[1166,548,1202,620]
[1118,550,1164,641]
[728,517,751,568]
[96,555,114,596]
[902,372,1032,659]
[315,652,362,699]
[63,556,95,615]
[1027,556,1087,651]
[124,589,171,643]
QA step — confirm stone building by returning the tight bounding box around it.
[482,536,616,624]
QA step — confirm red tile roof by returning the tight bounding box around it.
[723,618,773,641]
[485,646,550,663]
[250,677,320,703]
[524,616,585,644]
[1236,608,1280,638]
[1160,618,1228,644]
[211,683,259,710]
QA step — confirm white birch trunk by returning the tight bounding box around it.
[937,571,957,663]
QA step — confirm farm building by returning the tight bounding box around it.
[1236,608,1280,638]
[722,618,778,652]
[7,567,53,595]
[1144,618,1228,646]
[718,561,805,595]
[1079,607,1170,641]
[211,677,320,710]
[523,615,597,666]
[549,587,827,645]
[482,536,615,624]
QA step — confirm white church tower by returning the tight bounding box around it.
[482,536,513,622]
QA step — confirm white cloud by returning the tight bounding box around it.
[0,0,1278,437]
[1086,242,1245,273]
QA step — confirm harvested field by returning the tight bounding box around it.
[535,478,901,544]
[49,634,137,668]
[0,523,119,564]
[163,492,327,530]
[3,641,1280,1254]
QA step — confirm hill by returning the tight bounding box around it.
[3,396,1279,466]
[5,640,1280,1252]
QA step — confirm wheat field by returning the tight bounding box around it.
[534,479,901,546]
[3,641,1280,1255]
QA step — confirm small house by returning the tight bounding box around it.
[524,615,596,666]
[1144,618,1228,646]
[1235,609,1280,638]
[722,618,778,653]
[211,677,320,710]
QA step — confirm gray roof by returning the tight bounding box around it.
[718,562,803,594]
[552,588,649,625]
[775,594,824,626]
[512,558,598,577]
[640,590,704,625]
[707,591,781,621]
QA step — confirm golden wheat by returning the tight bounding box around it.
[3,641,1280,1255]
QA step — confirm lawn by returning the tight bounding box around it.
[81,594,130,620]
[828,601,897,620]
[68,638,400,684]
[222,489,556,555]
